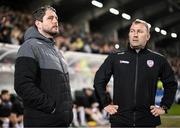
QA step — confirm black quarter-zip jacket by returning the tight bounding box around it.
[14,26,73,126]
[94,46,177,127]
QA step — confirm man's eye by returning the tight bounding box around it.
[130,30,133,32]
[48,17,53,20]
[138,31,143,33]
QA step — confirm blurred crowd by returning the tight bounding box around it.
[0,6,117,54]
[0,7,32,45]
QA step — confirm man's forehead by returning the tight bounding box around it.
[130,23,147,29]
[45,9,57,17]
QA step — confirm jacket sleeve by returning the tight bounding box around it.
[93,54,113,108]
[160,57,177,109]
[14,43,55,113]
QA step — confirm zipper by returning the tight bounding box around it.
[133,53,139,126]
[133,112,136,126]
[51,45,69,85]
[52,45,73,102]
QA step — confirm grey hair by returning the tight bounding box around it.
[133,19,151,32]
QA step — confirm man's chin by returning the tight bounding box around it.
[50,31,59,36]
[131,45,144,49]
[51,28,59,34]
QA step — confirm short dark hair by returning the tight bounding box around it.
[32,5,56,22]
[1,89,9,95]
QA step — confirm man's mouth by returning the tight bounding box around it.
[52,26,58,30]
[133,39,138,41]
[53,25,58,28]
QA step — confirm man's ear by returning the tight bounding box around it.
[35,20,41,29]
[147,33,150,41]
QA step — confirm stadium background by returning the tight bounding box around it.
[0,0,180,127]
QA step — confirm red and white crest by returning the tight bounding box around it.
[147,60,154,68]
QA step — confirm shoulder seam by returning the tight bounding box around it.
[147,49,164,57]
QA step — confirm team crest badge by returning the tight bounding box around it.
[147,60,154,68]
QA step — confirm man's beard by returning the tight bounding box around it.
[44,28,59,37]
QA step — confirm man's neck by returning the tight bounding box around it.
[130,45,145,50]
[38,29,53,39]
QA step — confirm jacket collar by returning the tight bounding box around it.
[127,44,148,54]
[24,26,55,45]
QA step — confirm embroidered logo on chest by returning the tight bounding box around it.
[119,60,129,64]
[147,60,154,68]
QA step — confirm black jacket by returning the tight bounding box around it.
[14,26,73,126]
[94,46,177,127]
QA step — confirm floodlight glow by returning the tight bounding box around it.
[91,0,103,8]
[121,13,131,20]
[115,44,120,49]
[171,33,177,38]
[109,8,119,15]
[155,27,160,32]
[160,29,167,35]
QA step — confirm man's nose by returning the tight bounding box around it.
[133,32,138,37]
[53,18,58,23]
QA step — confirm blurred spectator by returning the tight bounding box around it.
[0,26,11,43]
[54,34,70,51]
[9,94,23,128]
[0,89,12,117]
[73,88,109,127]
[0,89,12,128]
[10,25,23,45]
